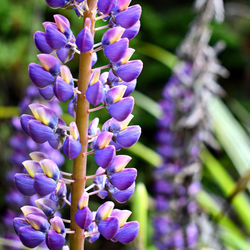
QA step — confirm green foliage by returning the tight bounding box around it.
[131,183,149,250]
[202,150,250,233]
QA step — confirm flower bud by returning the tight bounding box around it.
[45,0,68,8]
[35,198,58,217]
[28,63,55,88]
[29,151,48,161]
[15,174,36,196]
[116,125,141,148]
[60,65,73,83]
[107,155,132,174]
[76,19,94,53]
[109,168,137,190]
[37,54,61,75]
[86,81,104,106]
[34,173,57,196]
[62,135,82,159]
[34,31,53,53]
[18,226,46,248]
[21,206,47,218]
[122,21,140,40]
[111,182,135,203]
[111,209,131,227]
[54,14,71,38]
[20,114,35,135]
[114,221,139,244]
[104,38,128,63]
[29,103,58,128]
[90,69,101,85]
[108,96,134,121]
[105,85,127,105]
[97,0,115,14]
[94,145,115,169]
[98,216,119,240]
[78,191,89,209]
[50,216,65,234]
[94,131,113,149]
[115,0,131,12]
[101,27,125,46]
[40,159,60,181]
[115,60,143,82]
[39,85,55,100]
[28,120,54,143]
[22,160,42,178]
[55,181,67,199]
[115,5,142,29]
[88,118,100,136]
[57,47,75,63]
[13,218,29,234]
[95,201,114,223]
[54,76,74,102]
[46,230,65,250]
[25,214,50,232]
[75,206,93,229]
[45,24,67,50]
[120,48,135,64]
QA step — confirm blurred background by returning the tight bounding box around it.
[0,0,250,249]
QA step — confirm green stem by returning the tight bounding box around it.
[70,1,97,249]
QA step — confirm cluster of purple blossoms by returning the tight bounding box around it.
[152,0,227,249]
[3,85,64,247]
[13,0,142,249]
[153,63,200,250]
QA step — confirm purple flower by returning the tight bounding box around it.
[62,135,82,159]
[76,18,94,53]
[12,1,142,248]
[45,0,68,8]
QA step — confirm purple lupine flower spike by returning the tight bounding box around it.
[12,0,142,248]
[152,1,227,248]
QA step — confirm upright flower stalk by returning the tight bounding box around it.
[13,0,142,249]
[70,3,96,249]
[152,0,227,249]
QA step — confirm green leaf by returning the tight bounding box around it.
[196,191,244,238]
[202,150,250,233]
[220,229,250,250]
[131,183,149,249]
[126,142,162,167]
[229,99,250,134]
[132,91,162,119]
[0,106,19,119]
[209,97,250,176]
[137,42,180,69]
